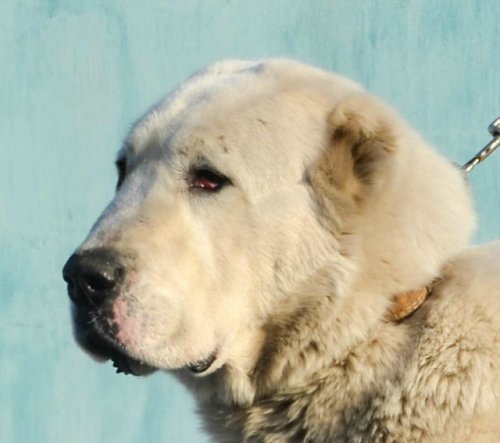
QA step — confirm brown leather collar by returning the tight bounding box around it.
[387,282,436,322]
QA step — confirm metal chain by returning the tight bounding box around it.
[462,117,500,173]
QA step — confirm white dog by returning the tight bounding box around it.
[63,59,500,442]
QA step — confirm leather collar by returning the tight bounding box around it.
[387,282,436,322]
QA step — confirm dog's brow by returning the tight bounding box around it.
[191,155,219,171]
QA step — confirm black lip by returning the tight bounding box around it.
[110,351,156,376]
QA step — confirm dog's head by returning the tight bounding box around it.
[63,60,475,377]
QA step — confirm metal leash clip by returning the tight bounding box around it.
[462,117,500,173]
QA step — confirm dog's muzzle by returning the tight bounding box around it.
[63,248,216,376]
[63,248,156,376]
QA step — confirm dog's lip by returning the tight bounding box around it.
[85,333,217,376]
[80,333,157,376]
[73,308,218,376]
[187,351,218,374]
[110,351,157,376]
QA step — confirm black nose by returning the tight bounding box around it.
[62,248,125,308]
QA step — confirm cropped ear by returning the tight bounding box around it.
[311,93,398,213]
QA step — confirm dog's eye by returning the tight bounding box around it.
[189,167,231,192]
[115,158,127,190]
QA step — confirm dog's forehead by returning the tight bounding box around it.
[122,59,363,169]
[122,60,263,156]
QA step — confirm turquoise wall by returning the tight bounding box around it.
[1,1,499,442]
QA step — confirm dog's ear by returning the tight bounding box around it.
[311,94,398,214]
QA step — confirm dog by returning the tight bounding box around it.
[63,59,500,442]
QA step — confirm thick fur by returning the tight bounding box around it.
[69,59,500,442]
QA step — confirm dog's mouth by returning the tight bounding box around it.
[109,348,217,376]
[83,329,217,376]
[77,327,157,377]
[72,307,218,376]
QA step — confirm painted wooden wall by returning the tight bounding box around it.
[1,1,499,442]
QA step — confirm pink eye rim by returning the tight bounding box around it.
[189,167,231,193]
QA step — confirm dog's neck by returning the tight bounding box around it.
[186,277,426,408]
[183,283,421,442]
